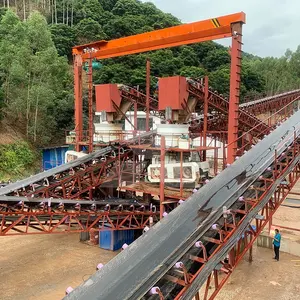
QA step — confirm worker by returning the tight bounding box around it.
[273,229,281,261]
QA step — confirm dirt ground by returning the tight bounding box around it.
[1,183,300,300]
[216,246,300,300]
[0,234,116,300]
[216,191,300,300]
[0,234,299,300]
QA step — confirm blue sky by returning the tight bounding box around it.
[143,0,299,57]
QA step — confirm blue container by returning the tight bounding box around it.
[99,230,135,251]
[42,146,69,170]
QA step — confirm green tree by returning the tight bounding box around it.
[202,48,230,72]
[75,18,107,43]
[0,142,34,176]
[209,66,230,96]
[191,42,220,61]
[103,15,142,38]
[50,23,77,59]
[0,10,27,105]
[99,0,119,11]
[179,66,206,79]
[26,11,54,52]
[0,10,73,145]
[241,61,265,96]
[94,63,132,85]
[112,0,142,16]
[178,46,200,67]
[74,0,105,24]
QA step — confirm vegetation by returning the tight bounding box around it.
[247,48,300,94]
[0,141,38,180]
[0,9,73,146]
[0,0,300,156]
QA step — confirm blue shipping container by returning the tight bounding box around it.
[42,146,69,170]
[99,230,135,251]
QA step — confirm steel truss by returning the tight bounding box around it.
[8,149,132,199]
[0,198,158,235]
[187,80,271,139]
[136,138,300,300]
[65,111,299,300]
[168,138,300,300]
[0,131,155,199]
[241,90,300,116]
[119,86,159,114]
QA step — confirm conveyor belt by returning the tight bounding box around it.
[0,195,143,206]
[64,111,300,300]
[187,80,271,138]
[0,131,155,197]
[240,89,300,108]
[0,194,159,235]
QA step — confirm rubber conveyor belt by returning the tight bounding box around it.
[64,111,300,300]
[0,131,155,197]
[240,89,300,108]
[0,195,143,206]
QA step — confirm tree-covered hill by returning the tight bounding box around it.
[1,0,300,149]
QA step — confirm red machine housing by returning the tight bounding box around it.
[95,84,121,112]
[158,76,189,111]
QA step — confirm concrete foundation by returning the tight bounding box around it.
[257,231,300,257]
[256,191,300,258]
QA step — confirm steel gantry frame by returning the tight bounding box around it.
[72,12,246,162]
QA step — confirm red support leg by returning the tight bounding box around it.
[180,151,183,197]
[74,55,83,152]
[134,102,138,136]
[203,75,209,161]
[227,23,243,163]
[160,136,166,219]
[146,59,151,132]
[249,245,253,262]
[87,56,94,153]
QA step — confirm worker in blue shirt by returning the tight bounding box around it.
[273,229,281,261]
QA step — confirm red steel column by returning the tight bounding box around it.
[249,245,253,262]
[203,76,209,161]
[146,59,151,132]
[227,23,243,163]
[160,136,166,219]
[268,215,273,233]
[180,151,183,197]
[134,102,138,136]
[74,55,83,152]
[87,56,94,153]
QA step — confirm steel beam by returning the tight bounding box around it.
[228,23,242,163]
[73,13,246,60]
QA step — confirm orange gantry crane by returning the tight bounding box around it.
[72,12,246,163]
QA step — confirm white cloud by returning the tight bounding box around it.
[142,0,300,57]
